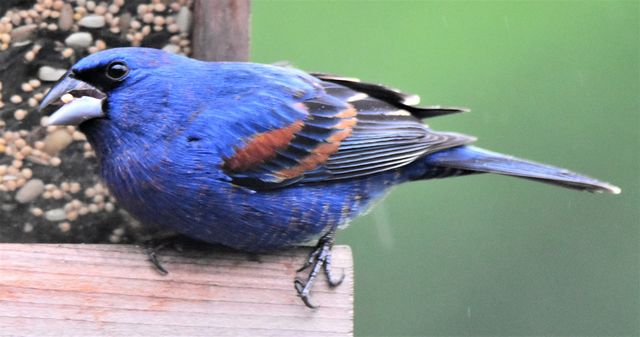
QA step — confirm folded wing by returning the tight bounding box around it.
[222,73,474,189]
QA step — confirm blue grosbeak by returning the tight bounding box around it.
[40,47,620,307]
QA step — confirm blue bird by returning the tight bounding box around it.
[40,47,620,307]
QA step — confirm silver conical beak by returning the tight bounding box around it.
[39,72,107,126]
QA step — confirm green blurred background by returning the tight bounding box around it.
[252,1,638,336]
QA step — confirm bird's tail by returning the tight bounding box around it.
[421,145,621,194]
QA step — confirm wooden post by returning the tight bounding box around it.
[0,244,354,336]
[192,0,251,62]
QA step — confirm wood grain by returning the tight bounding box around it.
[192,0,251,62]
[0,244,353,336]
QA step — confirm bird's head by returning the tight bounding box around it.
[39,47,198,137]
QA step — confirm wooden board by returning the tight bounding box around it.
[0,244,353,336]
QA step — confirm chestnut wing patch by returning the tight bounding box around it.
[223,93,358,189]
[222,120,304,172]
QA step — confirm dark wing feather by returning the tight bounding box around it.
[311,72,470,119]
[223,74,475,190]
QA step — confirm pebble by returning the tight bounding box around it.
[176,7,191,34]
[23,223,34,233]
[43,129,73,155]
[15,179,45,203]
[45,208,67,222]
[38,66,67,82]
[119,12,131,32]
[58,3,74,31]
[58,222,71,232]
[65,32,93,48]
[10,24,37,43]
[78,15,106,28]
[162,44,180,54]
[1,204,17,212]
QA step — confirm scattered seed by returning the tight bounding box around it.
[30,207,43,216]
[50,157,61,166]
[14,109,28,120]
[10,95,23,104]
[58,222,71,232]
[70,182,81,194]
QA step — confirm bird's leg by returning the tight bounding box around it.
[294,229,345,308]
[144,235,189,275]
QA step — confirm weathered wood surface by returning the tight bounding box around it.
[192,0,251,62]
[0,244,353,337]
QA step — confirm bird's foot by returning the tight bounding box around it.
[143,235,190,275]
[294,229,345,308]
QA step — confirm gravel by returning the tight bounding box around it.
[65,32,93,48]
[44,208,66,222]
[38,66,67,82]
[78,15,106,29]
[0,0,193,244]
[15,179,45,204]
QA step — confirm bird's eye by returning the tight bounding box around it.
[106,61,129,81]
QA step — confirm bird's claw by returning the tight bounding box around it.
[294,229,345,308]
[146,243,169,275]
[144,235,188,275]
